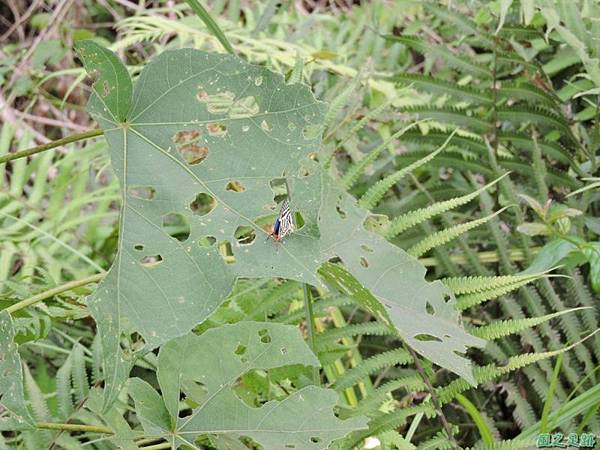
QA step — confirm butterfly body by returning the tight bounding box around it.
[270,199,295,241]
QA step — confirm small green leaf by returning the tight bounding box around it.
[74,40,132,122]
[128,378,171,435]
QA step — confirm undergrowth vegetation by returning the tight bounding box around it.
[0,1,599,449]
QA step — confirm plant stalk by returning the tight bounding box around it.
[6,272,105,314]
[303,284,319,385]
[36,421,113,434]
[407,346,460,450]
[184,0,236,55]
[0,129,103,165]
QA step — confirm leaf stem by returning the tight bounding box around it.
[407,346,460,450]
[6,272,105,315]
[302,284,319,385]
[0,129,103,165]
[36,421,113,434]
[139,443,171,450]
[184,0,236,55]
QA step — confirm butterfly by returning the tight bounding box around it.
[270,199,295,241]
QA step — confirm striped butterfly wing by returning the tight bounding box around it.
[276,199,295,239]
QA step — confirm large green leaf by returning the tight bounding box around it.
[77,43,484,406]
[129,322,367,448]
[0,311,34,429]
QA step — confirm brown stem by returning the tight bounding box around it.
[407,346,460,450]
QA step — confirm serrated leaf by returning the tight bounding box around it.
[129,322,367,448]
[80,46,484,404]
[0,311,34,428]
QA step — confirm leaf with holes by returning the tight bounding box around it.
[77,42,484,406]
[0,311,34,430]
[128,322,367,448]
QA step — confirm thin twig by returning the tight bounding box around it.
[0,128,103,165]
[6,273,105,315]
[407,346,460,450]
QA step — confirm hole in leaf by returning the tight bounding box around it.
[230,96,259,118]
[226,180,246,192]
[302,123,322,140]
[261,120,272,132]
[198,236,216,248]
[235,226,256,245]
[234,343,247,355]
[285,445,295,448]
[179,144,208,165]
[360,257,369,268]
[308,152,318,161]
[336,205,347,219]
[270,178,289,203]
[190,193,217,216]
[361,244,373,253]
[134,244,144,251]
[128,186,156,200]
[444,294,452,302]
[207,122,227,136]
[162,213,191,242]
[258,329,271,344]
[310,437,321,444]
[414,334,442,343]
[140,254,163,268]
[218,240,235,264]
[280,347,287,354]
[425,302,435,315]
[294,211,305,230]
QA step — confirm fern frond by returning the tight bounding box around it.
[456,275,546,311]
[392,74,492,104]
[443,270,548,295]
[23,364,49,421]
[324,73,360,129]
[470,307,590,340]
[386,173,508,238]
[359,130,456,209]
[344,405,436,450]
[71,343,89,403]
[424,3,494,47]
[317,322,394,345]
[399,106,492,132]
[385,35,491,78]
[499,133,572,165]
[354,376,427,416]
[417,431,456,450]
[407,206,511,258]
[56,352,74,419]
[498,83,559,107]
[502,381,537,429]
[496,106,573,140]
[333,348,412,391]
[438,332,599,404]
[341,121,425,190]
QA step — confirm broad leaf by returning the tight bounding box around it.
[0,311,34,429]
[129,322,367,448]
[77,43,484,406]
